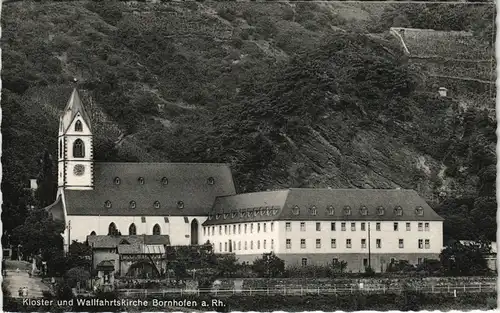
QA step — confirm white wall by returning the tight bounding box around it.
[276,220,443,254]
[201,221,279,255]
[65,215,206,246]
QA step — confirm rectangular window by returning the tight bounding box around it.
[271,239,274,249]
[425,223,430,231]
[346,239,352,248]
[257,223,261,233]
[257,241,260,249]
[233,241,236,251]
[219,243,222,251]
[376,239,381,248]
[301,258,308,267]
[224,242,227,252]
[263,240,267,249]
[251,224,254,233]
[316,239,321,249]
[228,225,231,235]
[238,241,241,250]
[263,223,267,232]
[219,226,222,235]
[244,241,248,250]
[331,222,336,231]
[376,223,381,231]
[331,239,336,248]
[233,225,236,234]
[418,239,423,249]
[341,223,346,231]
[184,217,189,223]
[224,225,227,235]
[203,227,206,236]
[238,224,241,234]
[212,226,215,236]
[316,222,321,231]
[361,222,366,231]
[300,239,306,249]
[394,222,399,231]
[164,217,169,223]
[250,241,254,249]
[418,258,424,265]
[141,216,146,223]
[406,223,411,231]
[286,222,291,232]
[363,258,368,267]
[361,238,366,249]
[399,239,404,248]
[244,224,248,233]
[418,223,423,231]
[425,239,430,249]
[271,222,274,232]
[300,222,306,232]
[351,223,356,231]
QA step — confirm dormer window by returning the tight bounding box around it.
[75,120,83,132]
[265,206,270,216]
[292,206,300,216]
[415,207,424,216]
[114,177,121,185]
[161,177,168,185]
[208,214,213,221]
[254,208,260,216]
[216,214,221,220]
[231,210,238,218]
[177,201,184,209]
[377,207,385,216]
[207,177,215,185]
[104,200,112,209]
[130,201,136,209]
[359,206,368,216]
[272,207,279,215]
[154,201,160,209]
[394,206,403,216]
[343,206,351,216]
[327,206,335,216]
[138,177,145,185]
[239,209,245,218]
[310,206,317,216]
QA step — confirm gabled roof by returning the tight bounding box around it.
[87,235,170,248]
[203,188,444,225]
[60,88,92,133]
[96,260,115,270]
[64,162,236,216]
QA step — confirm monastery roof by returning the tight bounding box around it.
[87,235,170,248]
[117,244,165,255]
[202,188,444,226]
[64,162,236,216]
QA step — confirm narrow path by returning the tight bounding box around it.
[3,271,51,299]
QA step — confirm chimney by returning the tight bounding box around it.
[438,87,447,97]
[29,179,38,190]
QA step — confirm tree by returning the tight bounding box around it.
[330,259,348,274]
[215,254,239,277]
[65,267,91,288]
[35,150,56,208]
[252,252,285,278]
[440,241,490,276]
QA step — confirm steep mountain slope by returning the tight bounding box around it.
[2,1,495,241]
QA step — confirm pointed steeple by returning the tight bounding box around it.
[60,79,92,133]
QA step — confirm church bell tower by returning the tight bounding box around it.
[58,81,94,190]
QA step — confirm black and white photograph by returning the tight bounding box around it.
[1,0,497,312]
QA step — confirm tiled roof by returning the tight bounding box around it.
[87,235,170,248]
[96,260,115,270]
[202,188,443,225]
[117,244,165,255]
[64,162,236,216]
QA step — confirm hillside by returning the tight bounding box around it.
[1,1,496,242]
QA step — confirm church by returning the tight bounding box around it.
[45,88,444,272]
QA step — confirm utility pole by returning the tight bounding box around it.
[368,222,371,269]
[67,220,71,255]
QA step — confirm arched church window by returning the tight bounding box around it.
[73,139,85,158]
[129,223,137,235]
[108,223,117,235]
[153,224,161,235]
[75,120,83,132]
